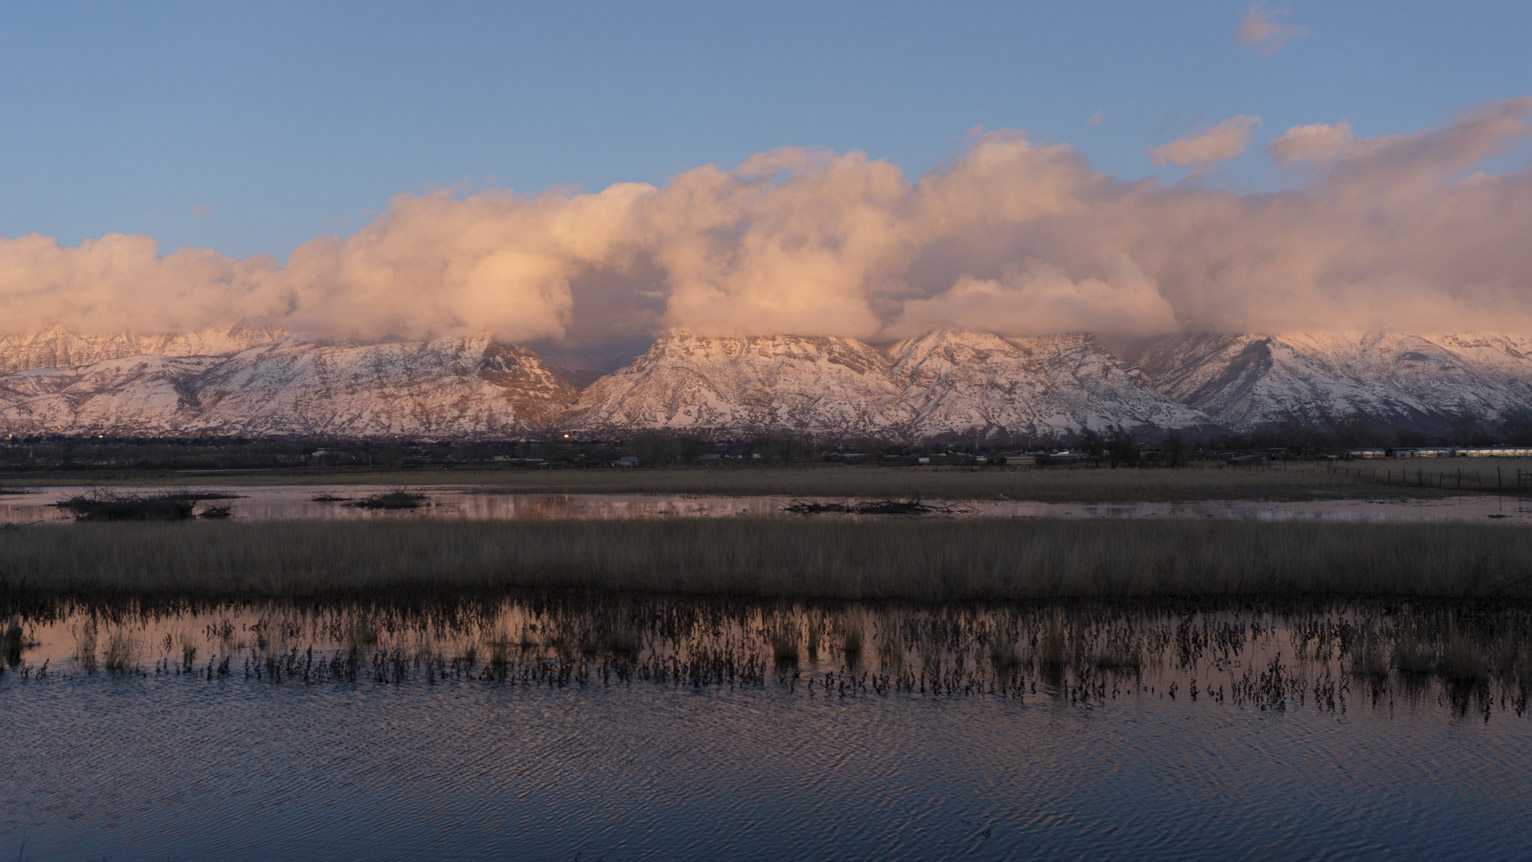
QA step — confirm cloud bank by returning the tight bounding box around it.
[3,98,1532,346]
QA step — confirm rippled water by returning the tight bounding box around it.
[3,598,1530,859]
[5,484,1531,524]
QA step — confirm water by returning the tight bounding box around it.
[5,484,1531,525]
[3,598,1530,859]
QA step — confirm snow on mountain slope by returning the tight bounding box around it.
[563,330,1210,439]
[891,330,1213,440]
[563,331,913,435]
[1134,332,1532,431]
[5,326,1529,439]
[183,336,578,437]
[0,325,284,374]
[0,355,221,435]
[0,336,577,438]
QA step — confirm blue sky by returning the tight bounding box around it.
[3,1,1527,261]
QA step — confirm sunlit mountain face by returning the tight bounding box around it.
[3,327,1530,439]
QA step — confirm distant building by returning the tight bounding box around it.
[1453,446,1532,458]
[1387,447,1453,459]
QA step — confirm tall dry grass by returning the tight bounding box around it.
[12,460,1477,502]
[1,518,1529,602]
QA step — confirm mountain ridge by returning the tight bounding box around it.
[2,327,1531,439]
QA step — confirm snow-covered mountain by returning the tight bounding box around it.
[891,330,1214,440]
[4,326,1530,439]
[0,325,284,374]
[0,335,577,438]
[1132,332,1532,432]
[563,331,914,436]
[562,329,1211,440]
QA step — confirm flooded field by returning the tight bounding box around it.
[4,597,1531,859]
[5,483,1531,525]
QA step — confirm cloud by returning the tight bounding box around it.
[4,98,1532,346]
[889,258,1179,338]
[192,203,213,217]
[1151,115,1262,167]
[1086,110,1106,127]
[1237,5,1309,57]
[1267,120,1354,164]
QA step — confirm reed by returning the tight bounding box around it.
[2,616,23,666]
[1346,625,1391,680]
[19,459,1478,503]
[72,620,98,672]
[840,612,865,660]
[1440,620,1491,683]
[101,628,138,672]
[1393,625,1438,675]
[5,517,1530,603]
[767,613,801,665]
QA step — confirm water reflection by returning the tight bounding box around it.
[5,484,1532,524]
[7,597,1528,721]
[6,596,1532,859]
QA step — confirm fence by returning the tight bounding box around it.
[1323,461,1532,493]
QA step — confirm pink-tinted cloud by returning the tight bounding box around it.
[1267,120,1353,164]
[1151,115,1262,167]
[3,98,1532,345]
[1237,5,1309,57]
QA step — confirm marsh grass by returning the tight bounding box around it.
[1393,624,1439,675]
[767,613,800,665]
[23,459,1499,503]
[1037,614,1068,671]
[1441,620,1491,683]
[840,612,865,661]
[989,636,1022,675]
[2,616,23,666]
[7,596,1527,718]
[344,617,380,654]
[72,620,99,672]
[487,633,511,673]
[1346,625,1391,680]
[101,628,138,672]
[5,518,1531,603]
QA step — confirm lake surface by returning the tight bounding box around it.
[5,483,1532,525]
[3,598,1529,859]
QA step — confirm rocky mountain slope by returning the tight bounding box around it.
[3,327,1530,439]
[563,331,914,436]
[0,335,577,438]
[0,325,284,374]
[890,330,1213,440]
[562,329,1210,439]
[1132,332,1532,432]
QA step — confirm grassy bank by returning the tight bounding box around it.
[3,518,1529,602]
[9,460,1503,502]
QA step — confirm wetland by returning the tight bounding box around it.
[5,464,1531,859]
[4,595,1532,859]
